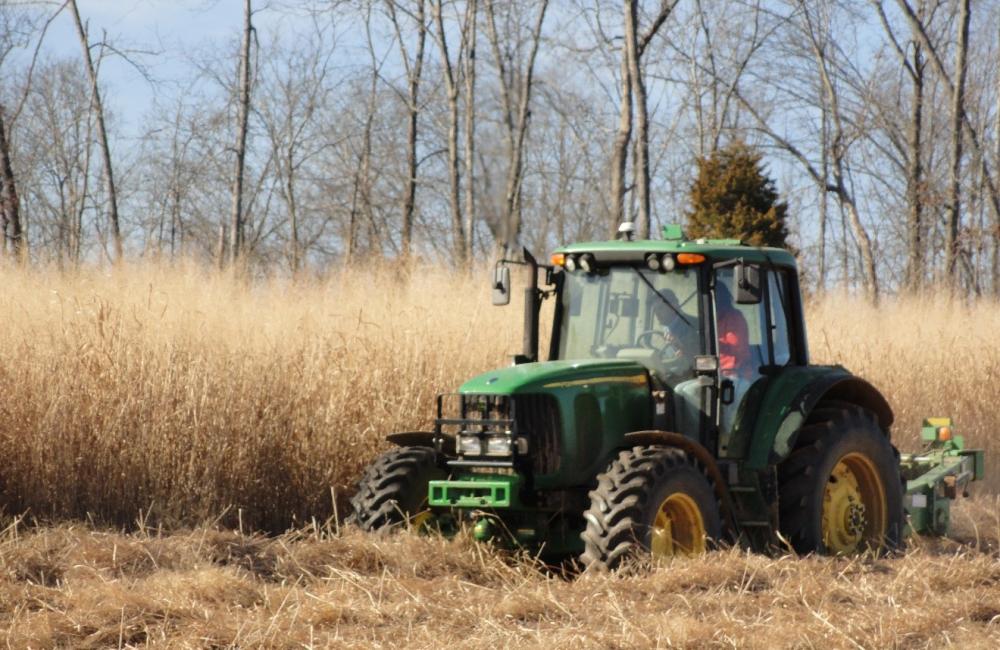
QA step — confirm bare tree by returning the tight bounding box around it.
[872,0,928,291]
[68,0,122,263]
[801,2,879,298]
[733,1,879,297]
[462,0,477,256]
[817,97,830,286]
[229,0,255,266]
[259,29,334,274]
[945,0,969,287]
[895,0,1000,272]
[0,108,23,259]
[484,0,548,253]
[994,19,1000,293]
[609,15,633,236]
[359,8,383,258]
[386,0,427,260]
[16,61,98,264]
[0,7,36,259]
[626,0,678,238]
[431,0,467,262]
[609,0,677,237]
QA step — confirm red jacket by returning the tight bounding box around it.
[718,309,751,378]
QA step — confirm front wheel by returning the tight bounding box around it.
[778,403,905,555]
[580,446,722,570]
[349,446,446,532]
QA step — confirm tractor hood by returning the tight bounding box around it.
[459,359,650,395]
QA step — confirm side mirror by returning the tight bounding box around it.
[492,266,511,306]
[733,263,762,304]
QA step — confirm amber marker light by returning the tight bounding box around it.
[937,426,953,442]
[550,253,566,267]
[676,253,706,265]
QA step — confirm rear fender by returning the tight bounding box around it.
[746,367,893,469]
[386,431,455,456]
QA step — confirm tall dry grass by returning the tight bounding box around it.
[0,262,996,531]
[807,294,1000,474]
[0,262,516,529]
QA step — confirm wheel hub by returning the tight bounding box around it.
[821,453,887,554]
[845,501,866,538]
[651,493,706,559]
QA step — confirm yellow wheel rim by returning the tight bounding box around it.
[410,509,433,531]
[821,453,887,554]
[650,493,707,558]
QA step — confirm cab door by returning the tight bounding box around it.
[712,265,796,458]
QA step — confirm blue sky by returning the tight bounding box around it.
[34,1,310,135]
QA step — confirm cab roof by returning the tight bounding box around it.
[554,236,797,269]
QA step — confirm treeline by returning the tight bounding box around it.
[1,1,999,297]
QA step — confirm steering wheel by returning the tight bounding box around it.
[636,329,682,357]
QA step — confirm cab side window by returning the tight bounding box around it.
[768,270,793,366]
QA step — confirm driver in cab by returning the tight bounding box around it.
[649,289,699,368]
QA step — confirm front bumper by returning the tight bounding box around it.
[428,475,521,509]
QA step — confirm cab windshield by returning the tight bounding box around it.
[557,266,702,386]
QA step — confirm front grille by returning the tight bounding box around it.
[514,394,562,474]
[436,393,563,475]
[436,394,513,435]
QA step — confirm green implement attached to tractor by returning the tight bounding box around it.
[351,227,985,567]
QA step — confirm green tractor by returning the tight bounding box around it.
[351,227,984,567]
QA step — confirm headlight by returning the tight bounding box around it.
[485,434,512,457]
[458,435,483,456]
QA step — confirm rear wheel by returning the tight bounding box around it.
[350,446,446,532]
[778,403,905,555]
[580,446,721,570]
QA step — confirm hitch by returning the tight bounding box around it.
[900,418,984,536]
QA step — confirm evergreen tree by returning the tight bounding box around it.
[686,141,791,249]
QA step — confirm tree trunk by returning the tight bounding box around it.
[69,0,122,264]
[994,20,1000,295]
[216,222,226,269]
[361,13,380,257]
[229,0,253,266]
[842,192,879,301]
[609,37,632,236]
[905,40,924,292]
[0,106,24,261]
[945,0,970,288]
[390,0,426,261]
[817,100,828,288]
[432,0,466,262]
[623,0,650,239]
[347,169,360,263]
[170,183,181,258]
[462,0,476,257]
[501,0,547,252]
[286,148,299,273]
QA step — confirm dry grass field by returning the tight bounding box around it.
[0,511,999,648]
[0,262,999,647]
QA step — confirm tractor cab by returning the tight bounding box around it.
[534,232,805,458]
